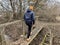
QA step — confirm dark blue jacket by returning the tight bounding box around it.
[24,9,35,24]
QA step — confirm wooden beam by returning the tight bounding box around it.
[27,25,44,45]
[39,34,47,45]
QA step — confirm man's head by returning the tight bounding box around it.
[25,6,33,12]
[29,6,33,11]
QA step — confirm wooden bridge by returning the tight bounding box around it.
[0,19,57,45]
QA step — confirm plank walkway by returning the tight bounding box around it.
[20,26,44,45]
[39,21,60,26]
[1,20,59,45]
[12,24,44,45]
[27,25,44,45]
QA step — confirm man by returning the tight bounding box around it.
[24,6,35,41]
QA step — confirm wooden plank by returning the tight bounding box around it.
[38,21,60,26]
[0,20,22,27]
[26,25,44,45]
[39,34,47,45]
[44,43,49,45]
[50,29,53,45]
[11,26,44,45]
[20,25,44,45]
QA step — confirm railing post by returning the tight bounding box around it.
[21,19,26,38]
[1,27,6,45]
[50,29,53,45]
[22,20,25,36]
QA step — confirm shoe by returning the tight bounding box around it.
[20,35,24,38]
[31,32,32,35]
[26,38,31,42]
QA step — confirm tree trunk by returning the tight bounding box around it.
[10,0,17,20]
[18,0,22,19]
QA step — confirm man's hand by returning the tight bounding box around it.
[33,24,36,29]
[33,20,35,25]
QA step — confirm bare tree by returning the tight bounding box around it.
[9,0,23,20]
[18,0,22,19]
[9,0,17,20]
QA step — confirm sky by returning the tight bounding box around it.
[0,0,58,2]
[0,0,1,1]
[57,0,60,2]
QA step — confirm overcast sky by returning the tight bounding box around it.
[56,0,60,2]
[0,0,60,1]
[0,0,60,11]
[0,0,1,1]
